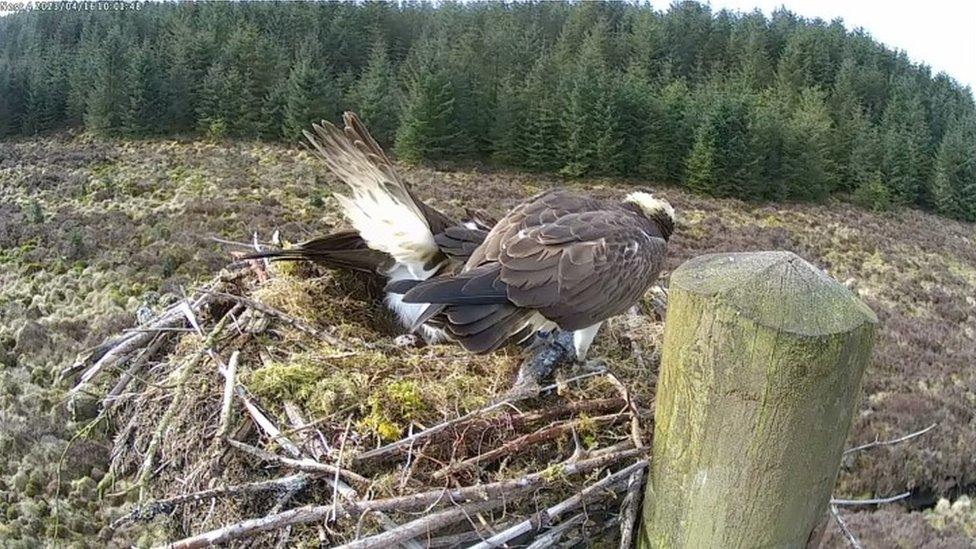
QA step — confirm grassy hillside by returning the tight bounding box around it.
[0,133,974,546]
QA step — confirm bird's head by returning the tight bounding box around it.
[624,189,675,241]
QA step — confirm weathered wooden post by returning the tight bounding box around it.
[639,251,877,548]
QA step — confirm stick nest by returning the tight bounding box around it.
[64,257,664,548]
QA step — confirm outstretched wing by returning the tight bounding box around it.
[304,112,454,271]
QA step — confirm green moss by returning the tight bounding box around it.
[358,380,430,441]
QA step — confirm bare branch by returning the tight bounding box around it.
[356,368,607,463]
[617,468,645,549]
[843,423,937,455]
[226,439,369,488]
[205,290,350,350]
[160,449,644,548]
[217,350,239,439]
[112,473,309,528]
[468,460,648,549]
[830,492,911,506]
[830,504,863,549]
[525,513,585,549]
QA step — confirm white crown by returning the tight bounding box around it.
[624,191,675,222]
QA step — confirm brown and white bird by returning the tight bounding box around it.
[247,112,493,343]
[391,188,675,360]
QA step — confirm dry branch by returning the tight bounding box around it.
[525,512,586,549]
[113,473,309,528]
[830,504,863,549]
[102,334,170,412]
[337,498,503,549]
[432,412,624,479]
[206,290,350,350]
[617,468,645,549]
[161,448,644,548]
[843,423,937,455]
[226,440,369,488]
[356,368,608,463]
[217,350,239,438]
[830,492,911,506]
[468,459,648,549]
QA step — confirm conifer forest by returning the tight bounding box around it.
[1,1,974,219]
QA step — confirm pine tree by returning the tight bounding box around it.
[879,74,930,206]
[350,39,401,147]
[781,88,833,199]
[559,22,616,177]
[260,80,288,140]
[518,53,563,172]
[122,44,164,135]
[685,89,757,197]
[686,120,719,194]
[490,76,526,165]
[931,115,976,221]
[85,29,128,135]
[642,81,693,182]
[395,70,457,164]
[281,47,338,140]
[0,62,15,137]
[612,63,653,175]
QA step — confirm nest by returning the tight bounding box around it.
[62,256,664,548]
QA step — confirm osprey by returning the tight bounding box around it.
[392,189,675,360]
[247,112,492,343]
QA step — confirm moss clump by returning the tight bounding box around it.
[246,358,370,418]
[359,380,427,441]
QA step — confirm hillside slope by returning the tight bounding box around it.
[0,134,974,546]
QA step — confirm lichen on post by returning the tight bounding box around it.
[639,251,877,548]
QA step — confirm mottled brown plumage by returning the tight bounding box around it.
[398,188,673,356]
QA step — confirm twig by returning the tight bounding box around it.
[112,473,309,528]
[334,499,502,549]
[830,492,911,506]
[205,290,350,350]
[606,371,645,449]
[830,504,863,549]
[136,350,206,501]
[226,439,368,488]
[432,413,624,479]
[217,350,239,439]
[356,368,607,463]
[843,423,937,455]
[424,519,521,548]
[69,291,212,393]
[617,468,645,549]
[467,460,648,549]
[160,448,644,548]
[282,400,331,459]
[525,512,586,549]
[235,386,303,459]
[330,420,351,521]
[102,334,169,411]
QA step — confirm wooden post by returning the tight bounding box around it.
[639,251,877,548]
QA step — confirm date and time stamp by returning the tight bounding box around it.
[0,1,145,12]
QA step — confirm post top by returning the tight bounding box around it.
[670,251,878,337]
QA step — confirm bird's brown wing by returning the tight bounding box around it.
[496,208,667,331]
[467,189,603,269]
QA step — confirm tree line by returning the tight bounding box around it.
[1,1,974,220]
